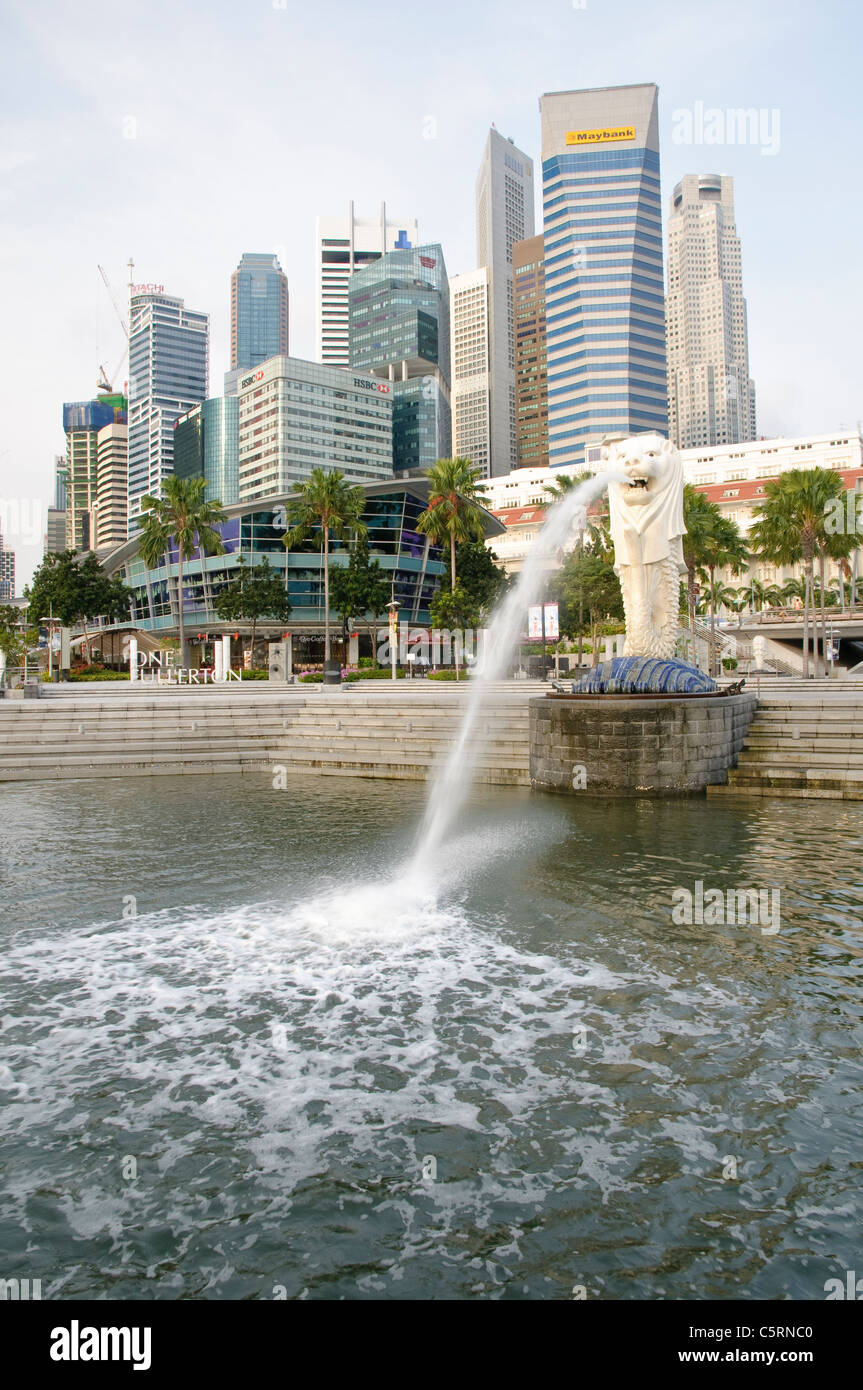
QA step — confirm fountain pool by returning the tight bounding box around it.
[2,773,862,1300]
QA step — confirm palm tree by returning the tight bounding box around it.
[762,582,786,610]
[782,577,806,604]
[703,514,749,674]
[706,580,743,616]
[138,476,226,666]
[282,468,367,664]
[749,468,846,678]
[416,457,488,589]
[682,485,718,650]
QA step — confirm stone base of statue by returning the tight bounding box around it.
[529,679,757,797]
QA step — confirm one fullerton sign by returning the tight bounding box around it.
[566,126,636,145]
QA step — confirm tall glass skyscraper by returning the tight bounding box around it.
[230,254,289,372]
[174,397,240,505]
[315,204,418,366]
[348,244,450,475]
[540,84,668,468]
[127,289,209,531]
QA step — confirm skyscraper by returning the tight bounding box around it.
[0,528,15,599]
[174,397,240,505]
[95,418,129,549]
[540,84,668,469]
[127,287,209,531]
[44,455,68,557]
[236,357,393,501]
[62,392,127,551]
[450,268,491,478]
[315,203,419,367]
[666,174,756,449]
[513,234,549,468]
[475,129,535,474]
[348,244,450,475]
[230,253,289,372]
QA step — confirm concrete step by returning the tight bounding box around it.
[738,750,863,769]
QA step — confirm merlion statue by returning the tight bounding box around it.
[601,433,687,660]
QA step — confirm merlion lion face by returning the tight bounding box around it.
[606,433,676,510]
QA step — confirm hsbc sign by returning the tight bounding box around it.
[353,377,390,395]
[240,369,265,389]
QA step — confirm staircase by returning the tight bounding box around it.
[0,684,541,786]
[708,690,863,799]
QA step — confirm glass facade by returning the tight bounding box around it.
[176,398,240,506]
[103,483,481,634]
[541,87,668,469]
[391,378,452,477]
[230,254,289,371]
[348,245,451,473]
[127,292,209,530]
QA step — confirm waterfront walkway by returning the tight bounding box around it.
[1,679,861,796]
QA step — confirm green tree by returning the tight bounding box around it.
[680,487,747,673]
[417,457,488,589]
[26,550,132,663]
[553,547,623,667]
[682,485,718,641]
[328,535,391,666]
[429,583,481,679]
[282,468,367,663]
[749,468,847,678]
[214,556,292,665]
[137,476,226,666]
[433,539,509,621]
[702,513,748,674]
[0,604,35,674]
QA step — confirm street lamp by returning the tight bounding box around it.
[385,599,399,683]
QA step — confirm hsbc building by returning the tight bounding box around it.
[236,354,394,502]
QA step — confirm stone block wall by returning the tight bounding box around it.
[529,693,758,797]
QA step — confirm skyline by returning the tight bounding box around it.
[2,0,862,585]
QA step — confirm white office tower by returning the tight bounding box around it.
[666,174,756,449]
[475,129,535,474]
[450,268,491,478]
[315,203,419,367]
[127,288,209,530]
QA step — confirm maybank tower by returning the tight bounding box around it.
[540,84,668,469]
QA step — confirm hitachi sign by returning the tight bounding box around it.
[353,378,391,394]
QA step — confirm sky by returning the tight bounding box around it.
[1,0,861,587]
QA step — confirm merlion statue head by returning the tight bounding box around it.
[601,433,686,567]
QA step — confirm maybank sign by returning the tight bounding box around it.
[566,126,636,146]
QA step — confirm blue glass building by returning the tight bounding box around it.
[348,245,451,474]
[102,480,503,660]
[127,290,209,530]
[174,397,240,505]
[540,84,668,469]
[230,253,289,371]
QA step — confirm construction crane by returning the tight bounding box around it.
[97,263,130,393]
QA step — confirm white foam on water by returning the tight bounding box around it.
[1,816,639,1243]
